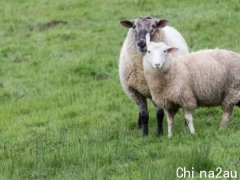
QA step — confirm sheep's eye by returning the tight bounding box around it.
[147,50,151,54]
[163,50,167,53]
[132,25,136,29]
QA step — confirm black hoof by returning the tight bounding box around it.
[156,129,163,136]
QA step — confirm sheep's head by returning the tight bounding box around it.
[145,33,178,70]
[120,16,168,53]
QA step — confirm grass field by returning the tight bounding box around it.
[0,0,240,179]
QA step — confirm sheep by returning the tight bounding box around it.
[119,16,189,136]
[143,33,240,137]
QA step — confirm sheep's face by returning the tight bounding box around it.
[145,33,178,70]
[120,17,168,53]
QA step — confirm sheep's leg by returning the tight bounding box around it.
[150,100,164,136]
[220,106,233,129]
[127,87,150,135]
[135,93,149,136]
[156,107,164,136]
[138,98,149,136]
[127,88,149,135]
[166,110,176,137]
[184,110,195,134]
[137,112,142,129]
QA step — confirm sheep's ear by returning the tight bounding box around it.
[120,20,134,28]
[156,20,168,28]
[167,47,178,53]
[146,33,150,47]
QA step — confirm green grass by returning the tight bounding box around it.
[0,0,240,179]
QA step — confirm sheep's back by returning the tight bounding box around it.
[183,49,240,106]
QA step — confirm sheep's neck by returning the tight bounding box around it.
[149,68,176,94]
[145,62,180,107]
[162,56,178,72]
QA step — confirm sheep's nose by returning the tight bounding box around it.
[155,64,161,68]
[137,41,146,48]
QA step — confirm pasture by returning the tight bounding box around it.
[0,0,240,179]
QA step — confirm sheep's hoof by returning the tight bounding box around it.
[156,132,163,137]
[137,123,142,129]
[219,122,228,130]
[219,127,227,131]
[143,130,149,136]
[191,132,196,136]
[156,130,163,137]
[190,130,196,135]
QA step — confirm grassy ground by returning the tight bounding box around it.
[0,0,240,179]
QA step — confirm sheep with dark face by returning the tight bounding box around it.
[119,16,189,136]
[143,33,240,137]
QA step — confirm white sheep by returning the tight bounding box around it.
[143,33,240,137]
[119,16,189,135]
